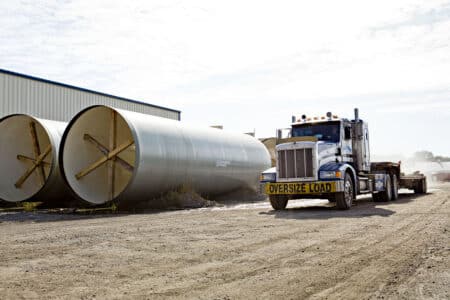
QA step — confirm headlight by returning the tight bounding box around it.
[260,173,276,182]
[320,171,342,179]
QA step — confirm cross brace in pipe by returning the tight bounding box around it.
[75,140,134,180]
[75,111,134,201]
[15,122,52,188]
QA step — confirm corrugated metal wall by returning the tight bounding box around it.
[0,71,180,121]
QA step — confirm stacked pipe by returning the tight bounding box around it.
[0,106,271,207]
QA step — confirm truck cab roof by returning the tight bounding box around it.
[291,118,353,126]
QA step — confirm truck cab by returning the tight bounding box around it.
[261,109,427,210]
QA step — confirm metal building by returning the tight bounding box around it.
[0,69,180,121]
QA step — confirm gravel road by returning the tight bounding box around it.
[0,184,449,299]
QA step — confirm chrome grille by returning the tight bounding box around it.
[278,148,313,179]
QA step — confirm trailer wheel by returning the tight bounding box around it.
[422,178,427,194]
[269,195,288,210]
[416,178,427,194]
[378,174,392,202]
[391,174,399,200]
[335,173,353,210]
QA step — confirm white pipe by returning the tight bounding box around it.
[0,114,70,203]
[60,105,271,205]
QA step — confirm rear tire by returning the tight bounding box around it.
[335,173,354,210]
[416,178,427,194]
[269,195,288,210]
[379,174,392,202]
[422,178,427,194]
[391,174,399,200]
[372,192,381,202]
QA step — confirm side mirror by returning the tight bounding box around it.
[344,127,352,140]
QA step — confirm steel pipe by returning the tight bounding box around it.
[0,114,70,204]
[60,105,271,205]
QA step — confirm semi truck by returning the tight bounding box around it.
[260,108,427,210]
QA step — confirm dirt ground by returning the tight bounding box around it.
[0,184,449,299]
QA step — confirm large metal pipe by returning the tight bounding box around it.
[0,114,70,204]
[60,105,271,205]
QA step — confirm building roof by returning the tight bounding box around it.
[0,68,180,114]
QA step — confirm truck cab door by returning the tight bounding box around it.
[341,123,353,163]
[363,124,370,170]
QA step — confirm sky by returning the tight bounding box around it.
[0,0,449,157]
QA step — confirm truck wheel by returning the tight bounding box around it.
[269,195,288,210]
[391,174,399,200]
[379,174,392,202]
[372,192,381,202]
[335,173,353,210]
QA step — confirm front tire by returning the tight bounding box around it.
[269,195,288,210]
[335,173,354,210]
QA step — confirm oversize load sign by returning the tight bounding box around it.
[265,182,336,195]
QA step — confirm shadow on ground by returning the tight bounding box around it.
[0,192,431,223]
[0,211,132,223]
[260,192,431,220]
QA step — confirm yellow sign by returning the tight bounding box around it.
[265,182,337,195]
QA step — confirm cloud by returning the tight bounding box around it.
[370,1,450,32]
[0,0,449,155]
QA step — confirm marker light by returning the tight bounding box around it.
[320,171,342,179]
[260,172,276,182]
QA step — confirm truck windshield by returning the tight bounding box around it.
[292,122,340,143]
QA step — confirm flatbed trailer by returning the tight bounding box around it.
[370,162,427,194]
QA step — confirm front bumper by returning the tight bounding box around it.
[262,181,344,195]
